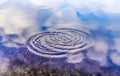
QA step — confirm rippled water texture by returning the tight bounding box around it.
[0,0,120,76]
[27,28,93,58]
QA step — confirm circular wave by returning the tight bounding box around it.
[27,28,93,58]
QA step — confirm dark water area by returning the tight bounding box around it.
[0,0,120,76]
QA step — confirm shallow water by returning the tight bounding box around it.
[0,0,120,76]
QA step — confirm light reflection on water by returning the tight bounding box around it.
[0,0,120,75]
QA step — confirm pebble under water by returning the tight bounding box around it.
[0,0,120,76]
[0,28,119,76]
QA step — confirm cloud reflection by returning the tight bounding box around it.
[0,0,120,75]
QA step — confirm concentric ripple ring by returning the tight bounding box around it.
[27,28,93,58]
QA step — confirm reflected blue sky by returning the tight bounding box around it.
[0,0,120,75]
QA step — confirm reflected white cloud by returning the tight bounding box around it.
[0,0,119,72]
[0,0,6,4]
[67,54,84,63]
[29,0,120,14]
[0,6,37,34]
[110,52,120,66]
